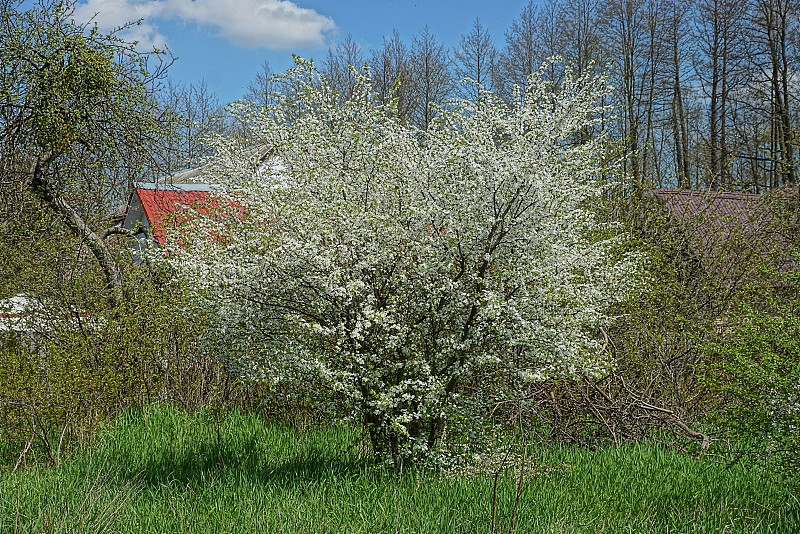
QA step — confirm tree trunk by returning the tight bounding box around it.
[29,155,124,309]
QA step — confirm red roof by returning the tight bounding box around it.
[135,188,216,244]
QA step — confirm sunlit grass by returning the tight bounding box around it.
[1,404,797,533]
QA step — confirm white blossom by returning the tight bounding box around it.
[162,58,640,463]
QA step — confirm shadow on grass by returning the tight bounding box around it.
[123,442,367,489]
[87,408,373,490]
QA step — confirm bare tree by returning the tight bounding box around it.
[537,0,570,82]
[497,1,541,98]
[369,30,415,120]
[693,0,750,189]
[409,26,452,129]
[639,0,671,186]
[452,18,498,100]
[661,0,694,188]
[162,80,226,170]
[561,0,608,145]
[562,0,605,76]
[323,34,366,102]
[244,61,278,109]
[599,0,650,185]
[748,0,798,188]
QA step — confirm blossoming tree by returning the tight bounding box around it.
[166,59,639,463]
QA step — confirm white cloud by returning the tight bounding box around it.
[73,0,336,50]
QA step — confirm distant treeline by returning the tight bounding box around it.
[224,0,795,193]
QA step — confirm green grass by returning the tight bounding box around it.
[1,404,797,533]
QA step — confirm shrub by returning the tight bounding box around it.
[0,273,222,467]
[703,302,800,472]
[165,59,640,464]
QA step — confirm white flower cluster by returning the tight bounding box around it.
[163,59,640,462]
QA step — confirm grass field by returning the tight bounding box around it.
[1,404,797,533]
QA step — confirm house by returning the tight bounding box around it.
[122,146,274,256]
[0,293,94,349]
[0,294,43,335]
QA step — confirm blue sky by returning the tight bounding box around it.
[71,0,536,104]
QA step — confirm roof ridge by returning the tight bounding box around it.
[133,182,218,192]
[650,188,761,200]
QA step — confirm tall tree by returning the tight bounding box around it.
[409,26,451,129]
[662,0,693,188]
[370,30,415,121]
[498,1,541,98]
[244,61,278,109]
[537,0,570,82]
[639,0,670,186]
[0,0,171,307]
[749,0,797,188]
[694,0,749,189]
[599,0,649,184]
[166,80,226,170]
[562,0,608,144]
[323,34,365,103]
[452,18,498,100]
[562,0,604,75]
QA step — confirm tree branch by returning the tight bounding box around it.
[101,225,138,240]
[29,155,124,309]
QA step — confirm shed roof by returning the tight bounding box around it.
[0,294,92,333]
[650,189,762,221]
[649,189,767,246]
[0,293,42,319]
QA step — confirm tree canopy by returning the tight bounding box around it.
[164,59,640,463]
[0,0,171,306]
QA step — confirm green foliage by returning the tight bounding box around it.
[703,302,800,473]
[0,190,104,306]
[28,34,117,153]
[609,191,722,406]
[0,2,207,464]
[1,0,178,310]
[516,188,794,448]
[0,273,221,467]
[512,191,724,447]
[1,0,168,161]
[1,405,796,533]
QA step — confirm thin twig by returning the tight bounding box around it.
[509,409,527,534]
[490,446,513,534]
[13,432,34,472]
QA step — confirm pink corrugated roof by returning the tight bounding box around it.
[650,188,790,280]
[650,189,762,223]
[650,189,768,245]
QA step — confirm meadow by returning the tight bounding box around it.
[1,404,797,534]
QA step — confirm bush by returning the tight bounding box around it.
[165,59,640,464]
[0,272,228,467]
[703,302,800,472]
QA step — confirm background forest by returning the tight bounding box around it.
[167,0,800,194]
